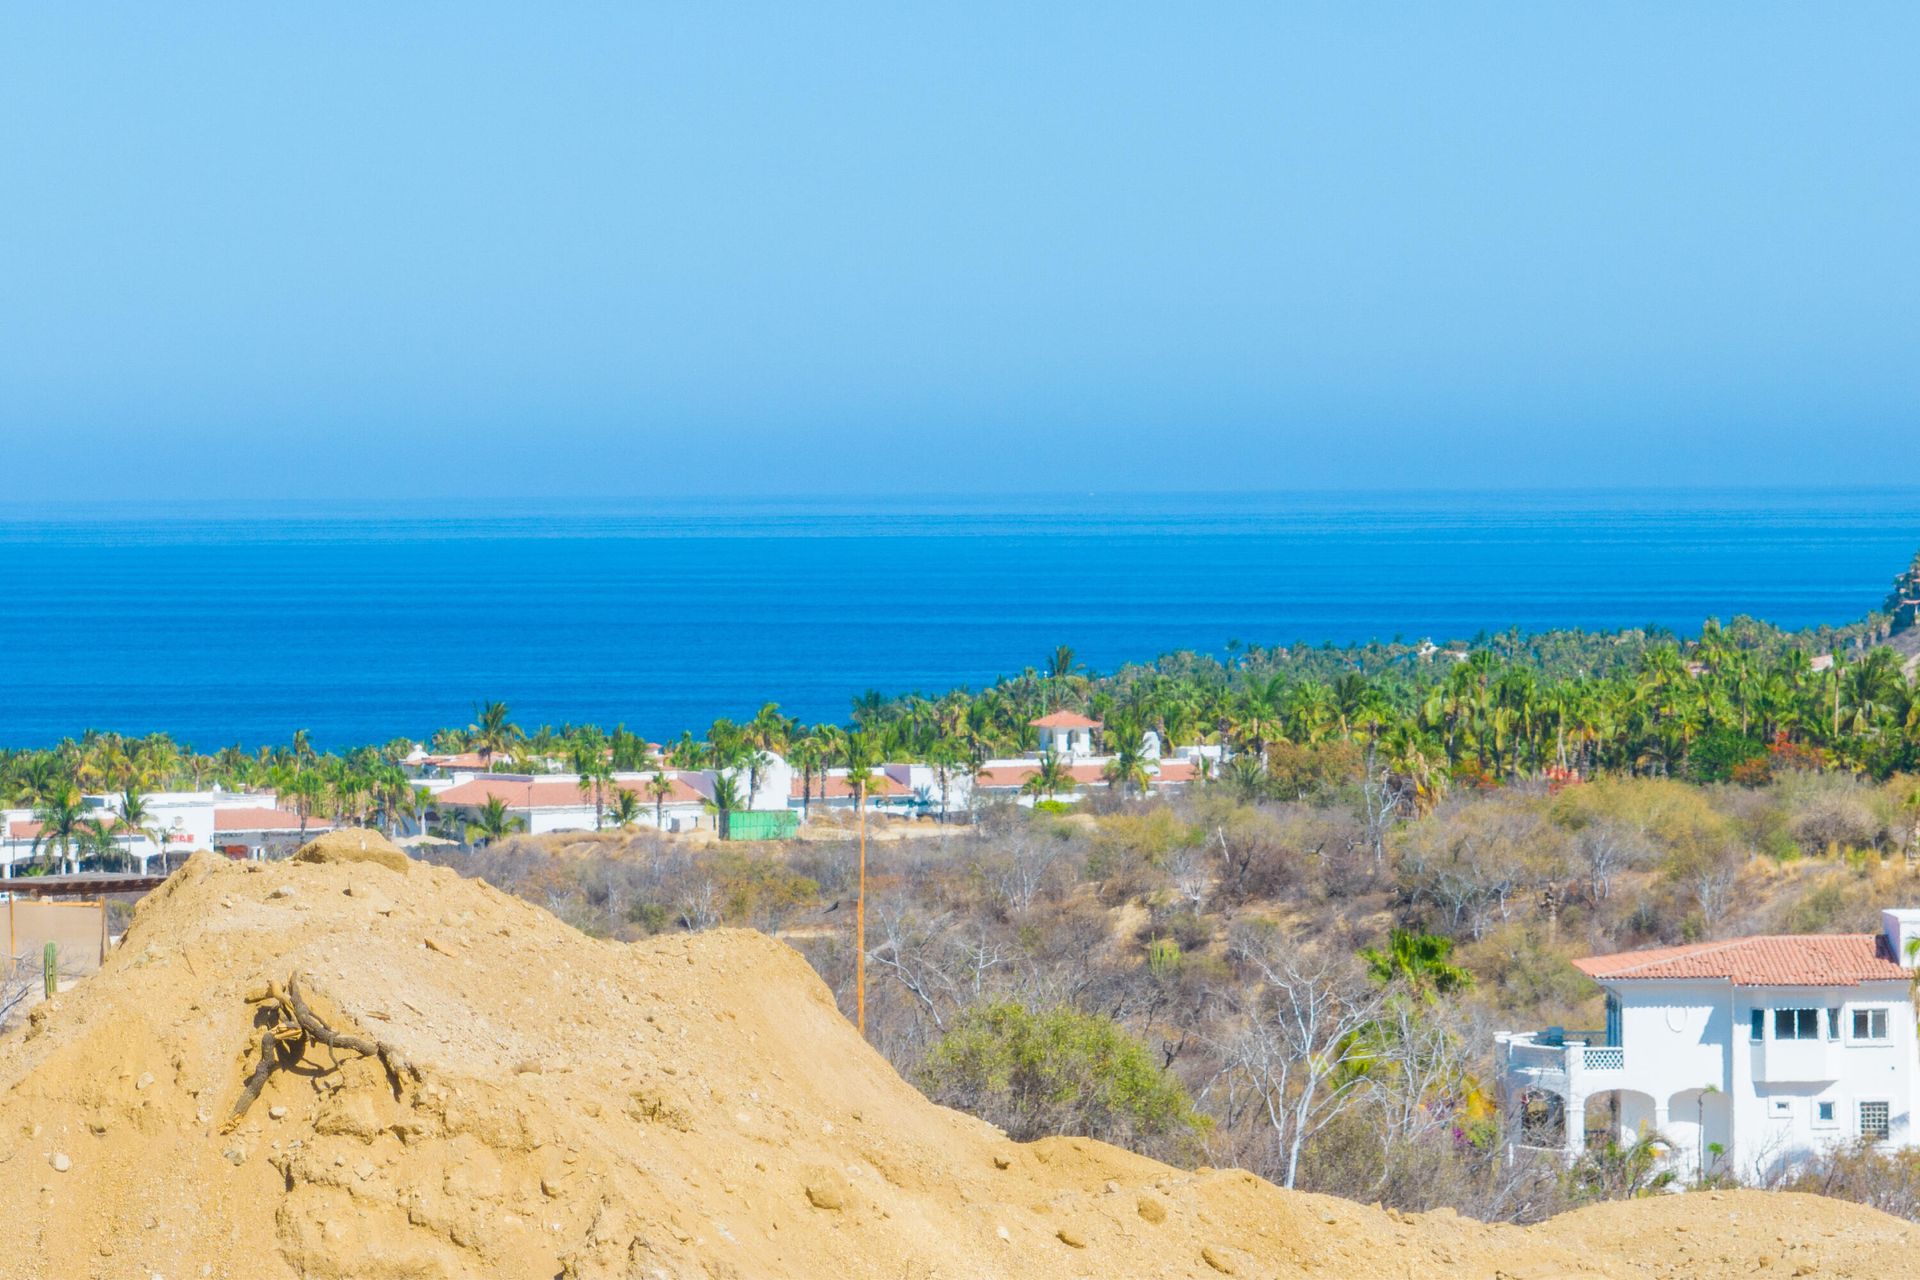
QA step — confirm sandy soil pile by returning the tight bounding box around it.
[1,831,1913,1278]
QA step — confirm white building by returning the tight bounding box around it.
[1029,712,1101,758]
[1,790,330,874]
[789,766,919,819]
[427,772,711,835]
[1498,911,1920,1183]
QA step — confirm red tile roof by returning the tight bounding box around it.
[213,807,332,833]
[432,775,704,809]
[975,763,1108,788]
[1574,935,1908,987]
[1154,760,1198,783]
[7,819,137,840]
[1030,712,1101,729]
[795,773,911,800]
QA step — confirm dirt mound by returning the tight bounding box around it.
[0,852,1913,1278]
[291,826,412,873]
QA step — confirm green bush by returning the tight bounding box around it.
[917,1001,1205,1160]
[1686,728,1766,783]
[625,901,672,934]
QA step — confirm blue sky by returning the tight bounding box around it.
[2,4,1915,500]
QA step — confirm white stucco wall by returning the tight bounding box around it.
[1570,976,1920,1182]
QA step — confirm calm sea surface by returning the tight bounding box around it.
[1,490,1915,749]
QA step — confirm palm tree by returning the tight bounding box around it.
[646,771,677,829]
[1361,929,1473,998]
[747,702,792,764]
[1101,728,1152,798]
[469,701,522,770]
[1045,645,1081,711]
[79,817,127,871]
[118,789,166,874]
[465,795,523,847]
[572,736,614,830]
[705,772,745,840]
[1020,750,1077,805]
[278,769,325,842]
[31,786,90,875]
[388,785,433,841]
[925,735,965,822]
[789,733,825,823]
[608,788,644,829]
[840,730,881,1037]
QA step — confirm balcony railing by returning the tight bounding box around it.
[1498,1031,1625,1083]
[1582,1046,1624,1072]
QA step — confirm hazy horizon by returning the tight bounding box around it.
[4,4,1916,501]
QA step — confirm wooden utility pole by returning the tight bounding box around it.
[855,778,867,1038]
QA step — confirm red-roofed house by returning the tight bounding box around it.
[210,806,335,860]
[428,772,710,836]
[2,790,324,874]
[1029,711,1101,757]
[1497,910,1920,1184]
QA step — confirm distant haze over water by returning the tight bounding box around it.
[1,489,1915,750]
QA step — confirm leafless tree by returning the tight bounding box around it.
[0,954,39,1034]
[1164,842,1212,912]
[1222,931,1385,1188]
[1573,822,1654,901]
[868,903,963,1033]
[977,830,1064,917]
[678,877,722,931]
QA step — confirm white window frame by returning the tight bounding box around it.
[1812,1098,1839,1130]
[1848,1006,1891,1044]
[1767,1098,1794,1121]
[1858,1098,1892,1143]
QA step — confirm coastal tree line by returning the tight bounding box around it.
[5,608,1918,868]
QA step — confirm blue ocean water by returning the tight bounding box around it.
[0,489,1915,750]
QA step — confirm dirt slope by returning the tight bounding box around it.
[0,834,1912,1279]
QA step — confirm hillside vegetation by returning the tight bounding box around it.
[454,752,1920,1224]
[3,834,1916,1279]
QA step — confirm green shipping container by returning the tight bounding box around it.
[722,809,801,841]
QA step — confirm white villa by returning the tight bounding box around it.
[1498,909,1920,1183]
[1030,711,1102,757]
[1,790,331,874]
[426,771,713,835]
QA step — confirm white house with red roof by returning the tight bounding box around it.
[426,771,712,835]
[1,790,331,874]
[789,766,919,817]
[1498,911,1920,1183]
[1030,711,1101,757]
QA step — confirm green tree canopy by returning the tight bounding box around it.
[918,1001,1204,1161]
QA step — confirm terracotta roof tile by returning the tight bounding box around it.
[794,774,911,799]
[212,807,332,833]
[974,763,1107,788]
[1029,712,1101,729]
[433,775,704,809]
[1573,934,1908,987]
